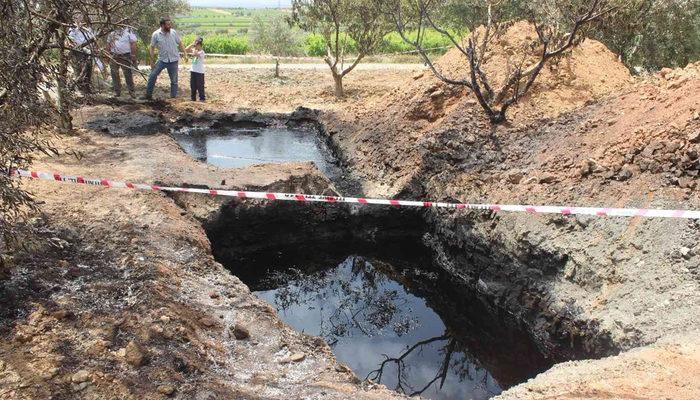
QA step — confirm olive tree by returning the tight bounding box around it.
[383,0,612,123]
[291,0,392,97]
[0,0,187,275]
[250,14,302,78]
[591,0,700,71]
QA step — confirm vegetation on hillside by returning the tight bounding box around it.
[176,7,453,58]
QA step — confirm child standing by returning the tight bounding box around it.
[186,37,205,101]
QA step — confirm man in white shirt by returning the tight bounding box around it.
[67,14,96,94]
[108,26,138,98]
[144,17,188,100]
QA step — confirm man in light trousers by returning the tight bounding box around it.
[144,17,187,100]
[108,25,138,98]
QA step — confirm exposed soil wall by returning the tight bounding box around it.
[320,38,699,345]
[195,200,562,389]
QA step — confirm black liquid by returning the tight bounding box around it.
[252,254,505,400]
[204,173,552,399]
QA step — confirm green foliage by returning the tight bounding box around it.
[434,0,530,31]
[292,0,391,57]
[293,0,392,96]
[135,39,150,62]
[303,33,327,56]
[175,7,285,35]
[431,0,700,72]
[591,0,700,71]
[303,33,357,56]
[130,0,191,42]
[303,30,452,56]
[249,14,303,57]
[172,6,453,57]
[181,34,249,55]
[380,30,453,54]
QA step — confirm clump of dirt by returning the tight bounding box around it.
[659,60,700,86]
[494,332,700,400]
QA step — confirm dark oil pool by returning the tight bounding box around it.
[252,255,502,399]
[172,126,339,178]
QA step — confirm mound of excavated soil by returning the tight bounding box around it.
[420,20,632,122]
[325,21,634,196]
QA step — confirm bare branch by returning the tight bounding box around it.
[386,0,612,124]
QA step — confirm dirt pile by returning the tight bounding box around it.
[494,332,700,400]
[324,21,633,197]
[527,60,700,196]
[432,21,632,120]
[659,61,700,90]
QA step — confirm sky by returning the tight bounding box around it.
[187,0,292,7]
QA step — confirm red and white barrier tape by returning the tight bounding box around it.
[11,169,700,219]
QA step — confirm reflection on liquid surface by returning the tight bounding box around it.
[172,127,338,178]
[254,256,502,400]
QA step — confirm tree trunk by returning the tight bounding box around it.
[333,72,344,98]
[55,31,72,131]
[275,58,280,78]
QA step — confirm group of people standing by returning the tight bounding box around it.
[68,16,206,101]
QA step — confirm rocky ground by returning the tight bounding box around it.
[2,33,699,400]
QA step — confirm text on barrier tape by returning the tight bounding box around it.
[11,169,700,219]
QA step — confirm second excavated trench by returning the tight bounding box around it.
[170,111,620,399]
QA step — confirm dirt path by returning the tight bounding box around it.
[139,63,426,71]
[125,67,410,113]
[202,63,427,71]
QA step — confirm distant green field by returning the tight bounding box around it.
[175,7,285,35]
[174,7,453,57]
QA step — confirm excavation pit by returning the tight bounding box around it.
[204,202,555,399]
